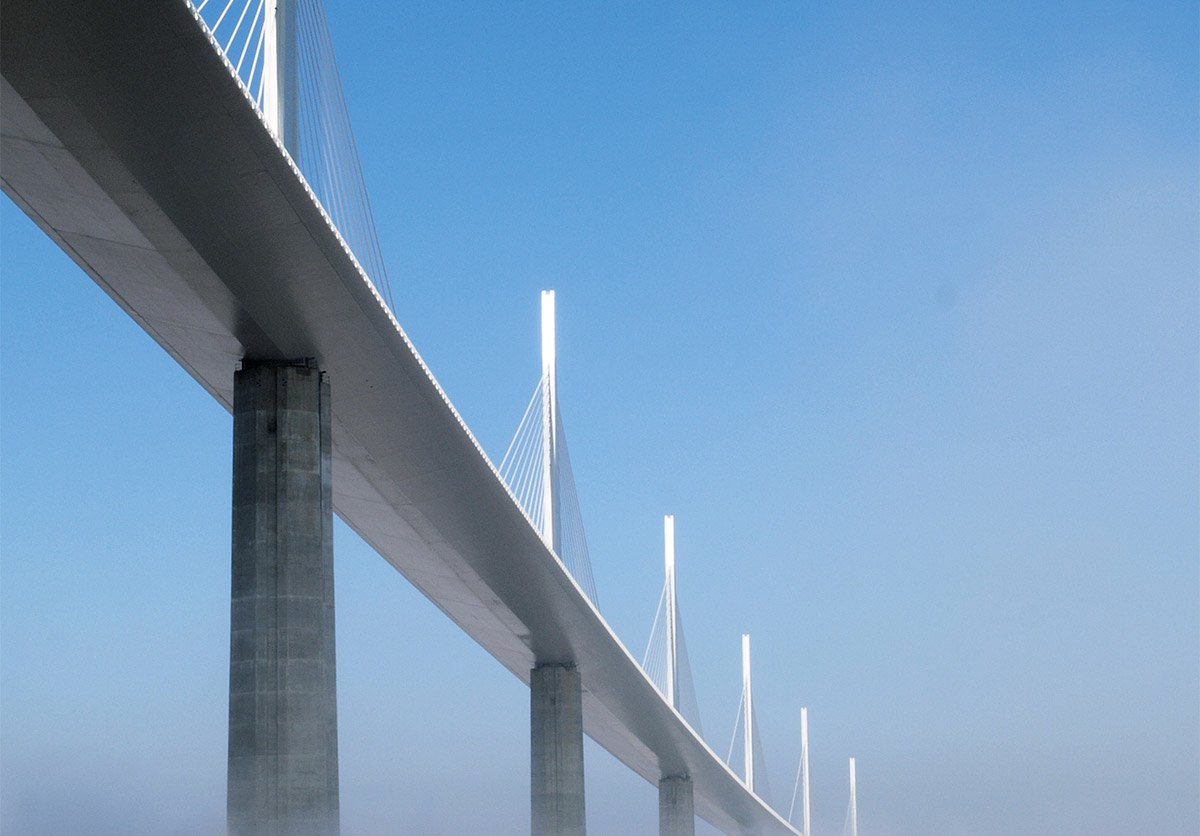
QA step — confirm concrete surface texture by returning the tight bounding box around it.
[228,360,339,835]
[531,663,585,835]
[659,775,696,836]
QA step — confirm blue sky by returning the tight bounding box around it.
[2,2,1197,833]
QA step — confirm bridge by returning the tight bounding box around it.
[1,1,858,833]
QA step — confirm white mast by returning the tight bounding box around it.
[849,757,858,836]
[262,0,280,134]
[664,515,678,709]
[801,707,811,836]
[742,633,754,791]
[260,0,296,152]
[540,290,558,552]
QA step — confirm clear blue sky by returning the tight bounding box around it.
[2,2,1197,834]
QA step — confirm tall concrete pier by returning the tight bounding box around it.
[531,663,586,835]
[228,360,339,835]
[659,774,695,835]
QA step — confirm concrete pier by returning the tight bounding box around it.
[659,774,695,836]
[531,663,585,835]
[228,360,339,835]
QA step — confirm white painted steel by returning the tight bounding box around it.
[540,289,557,552]
[742,633,754,792]
[262,0,279,136]
[801,707,811,836]
[664,514,678,710]
[849,757,858,836]
[0,2,798,832]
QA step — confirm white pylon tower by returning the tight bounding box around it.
[261,0,298,152]
[664,515,679,710]
[849,756,858,836]
[540,290,559,553]
[742,633,754,792]
[263,0,279,131]
[800,706,811,836]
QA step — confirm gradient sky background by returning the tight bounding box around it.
[2,2,1197,834]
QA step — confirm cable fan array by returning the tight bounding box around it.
[192,0,396,314]
[724,682,775,808]
[497,375,600,606]
[641,579,704,735]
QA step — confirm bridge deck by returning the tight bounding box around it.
[0,2,797,832]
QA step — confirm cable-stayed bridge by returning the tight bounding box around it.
[1,1,855,833]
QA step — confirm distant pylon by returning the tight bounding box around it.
[801,706,811,836]
[742,633,754,792]
[788,706,812,831]
[540,290,559,553]
[664,515,679,710]
[849,756,858,836]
